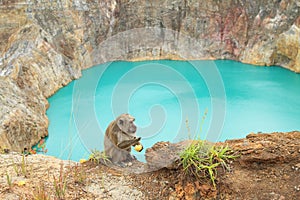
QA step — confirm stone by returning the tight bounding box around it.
[145,140,193,170]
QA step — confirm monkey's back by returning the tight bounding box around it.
[104,120,130,163]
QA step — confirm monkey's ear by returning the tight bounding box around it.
[117,118,124,129]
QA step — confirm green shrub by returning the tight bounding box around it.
[89,149,110,164]
[180,140,238,188]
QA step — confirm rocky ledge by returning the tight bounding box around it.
[0,0,299,151]
[0,131,299,199]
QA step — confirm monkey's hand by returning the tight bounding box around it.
[134,144,143,152]
[118,137,141,149]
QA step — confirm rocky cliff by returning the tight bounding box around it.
[0,0,299,152]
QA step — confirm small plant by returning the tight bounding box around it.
[13,161,19,176]
[186,109,208,140]
[89,149,110,164]
[21,154,27,177]
[53,163,67,200]
[37,139,48,153]
[6,172,12,189]
[33,183,50,200]
[25,138,48,155]
[72,164,87,185]
[0,146,9,154]
[180,140,238,188]
[12,154,29,177]
[185,117,191,139]
[199,109,208,134]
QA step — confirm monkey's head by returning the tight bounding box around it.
[116,113,137,135]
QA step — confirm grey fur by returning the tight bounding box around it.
[104,113,143,164]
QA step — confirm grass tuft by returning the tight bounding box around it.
[33,183,50,200]
[180,140,239,188]
[72,164,87,185]
[89,149,110,165]
[6,172,12,189]
[12,154,29,177]
[53,163,67,200]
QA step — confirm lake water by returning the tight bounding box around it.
[44,60,300,161]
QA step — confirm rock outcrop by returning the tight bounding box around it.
[0,0,299,151]
[143,131,300,171]
[145,141,192,170]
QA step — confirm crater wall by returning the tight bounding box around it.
[0,0,299,151]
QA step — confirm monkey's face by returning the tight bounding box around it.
[117,114,137,135]
[127,119,137,134]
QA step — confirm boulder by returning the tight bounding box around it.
[145,140,193,170]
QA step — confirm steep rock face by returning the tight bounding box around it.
[0,0,299,151]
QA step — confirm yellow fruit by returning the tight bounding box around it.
[79,159,87,164]
[17,180,26,186]
[134,144,143,152]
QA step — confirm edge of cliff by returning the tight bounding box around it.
[0,131,299,199]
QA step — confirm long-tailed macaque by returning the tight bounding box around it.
[104,114,143,165]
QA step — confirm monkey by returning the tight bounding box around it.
[104,113,143,165]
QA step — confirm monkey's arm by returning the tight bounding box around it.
[117,137,141,149]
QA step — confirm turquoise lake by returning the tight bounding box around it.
[44,60,300,161]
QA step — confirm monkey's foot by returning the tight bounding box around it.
[116,161,127,167]
[126,154,137,162]
[116,160,134,168]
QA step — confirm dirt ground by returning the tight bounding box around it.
[0,131,299,199]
